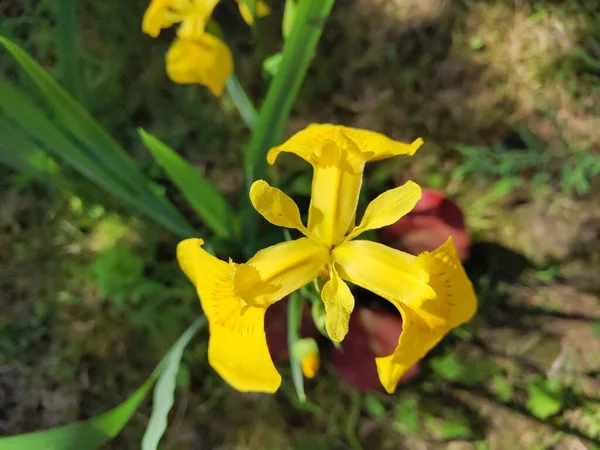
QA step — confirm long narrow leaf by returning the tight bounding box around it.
[1,36,195,237]
[244,0,335,182]
[0,119,70,189]
[225,75,258,130]
[53,0,85,103]
[0,317,206,450]
[0,36,143,194]
[139,128,234,239]
[0,80,195,238]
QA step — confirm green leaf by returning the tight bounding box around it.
[395,398,419,432]
[364,394,386,419]
[138,128,234,239]
[0,317,206,450]
[53,0,85,103]
[141,320,204,450]
[225,75,258,129]
[1,36,195,238]
[262,52,283,77]
[282,0,299,39]
[244,0,335,182]
[491,375,513,403]
[526,378,563,420]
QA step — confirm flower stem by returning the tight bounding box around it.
[288,291,306,402]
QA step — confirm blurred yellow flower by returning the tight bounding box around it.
[142,1,270,95]
[236,0,271,25]
[166,35,233,96]
[142,0,220,39]
[178,124,477,393]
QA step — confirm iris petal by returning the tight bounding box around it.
[249,180,307,235]
[347,180,421,241]
[166,35,232,96]
[375,237,477,393]
[321,265,355,342]
[177,238,281,392]
[333,240,436,310]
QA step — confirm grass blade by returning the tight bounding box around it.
[139,128,234,239]
[0,317,206,450]
[226,75,258,129]
[141,319,205,450]
[244,0,334,182]
[53,0,85,103]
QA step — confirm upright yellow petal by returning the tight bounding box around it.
[142,0,181,38]
[237,0,271,25]
[177,0,221,38]
[347,181,422,241]
[249,180,308,235]
[241,237,329,305]
[333,240,436,310]
[166,35,232,96]
[375,237,477,393]
[306,137,365,246]
[321,264,355,342]
[176,238,281,392]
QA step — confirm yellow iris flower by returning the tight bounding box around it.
[178,124,477,394]
[142,0,270,95]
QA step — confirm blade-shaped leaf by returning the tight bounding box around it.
[0,317,206,450]
[1,37,195,238]
[244,0,335,182]
[139,128,234,239]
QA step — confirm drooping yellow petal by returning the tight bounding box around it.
[142,0,182,38]
[240,237,329,305]
[267,124,422,165]
[347,180,422,240]
[237,0,271,25]
[375,237,477,393]
[166,35,233,96]
[249,180,308,235]
[209,306,279,392]
[176,238,281,392]
[333,240,436,310]
[321,264,355,342]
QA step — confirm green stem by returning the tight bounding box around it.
[54,0,85,104]
[288,291,306,402]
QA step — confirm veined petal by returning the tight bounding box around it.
[333,240,436,310]
[166,35,232,96]
[241,237,329,305]
[347,181,422,240]
[208,307,279,392]
[414,237,477,328]
[249,180,308,235]
[237,0,271,25]
[176,238,281,392]
[321,264,355,342]
[375,237,477,393]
